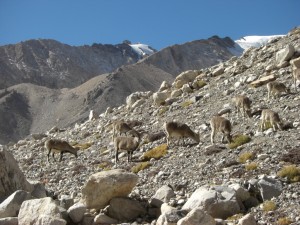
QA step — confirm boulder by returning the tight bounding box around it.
[177,208,216,225]
[88,110,98,121]
[290,56,300,69]
[107,197,146,221]
[80,169,138,210]
[18,197,66,225]
[182,186,241,219]
[67,202,86,223]
[94,213,118,224]
[156,209,188,225]
[159,81,172,92]
[153,91,171,106]
[150,185,175,208]
[0,190,31,218]
[276,45,295,65]
[238,213,257,225]
[175,70,199,84]
[257,176,282,201]
[0,147,33,200]
[250,74,276,88]
[212,65,225,76]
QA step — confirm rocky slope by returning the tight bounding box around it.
[0,36,238,144]
[2,28,300,224]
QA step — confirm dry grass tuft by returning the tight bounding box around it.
[228,135,251,149]
[142,144,168,161]
[238,151,255,163]
[158,106,169,116]
[245,162,258,171]
[196,80,207,89]
[277,217,293,225]
[277,165,300,182]
[131,162,151,173]
[262,200,277,212]
[74,142,93,150]
[180,100,194,108]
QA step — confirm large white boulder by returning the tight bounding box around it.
[80,169,138,210]
[0,147,33,200]
[18,197,66,225]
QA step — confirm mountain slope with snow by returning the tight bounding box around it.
[235,35,285,50]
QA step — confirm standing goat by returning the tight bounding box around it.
[260,109,283,131]
[164,121,200,147]
[232,95,252,119]
[267,81,290,99]
[210,116,232,144]
[45,139,79,162]
[114,134,140,164]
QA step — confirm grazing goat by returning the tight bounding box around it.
[210,116,232,144]
[232,95,252,119]
[114,135,140,163]
[267,81,290,99]
[45,139,79,162]
[164,121,200,147]
[260,109,283,131]
[292,67,300,91]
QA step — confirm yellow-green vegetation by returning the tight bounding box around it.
[195,80,207,89]
[261,121,272,131]
[226,213,244,221]
[98,161,112,171]
[158,106,169,116]
[142,144,168,161]
[228,135,251,149]
[74,142,93,150]
[277,217,293,225]
[262,200,277,212]
[238,151,255,163]
[245,162,258,171]
[180,100,194,108]
[277,165,300,182]
[131,162,151,173]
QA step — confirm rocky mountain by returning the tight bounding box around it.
[1,27,299,225]
[0,39,145,89]
[0,36,238,144]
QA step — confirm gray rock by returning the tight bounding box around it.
[258,176,282,201]
[67,202,86,223]
[0,148,33,200]
[177,207,216,225]
[276,44,295,65]
[0,190,31,218]
[18,197,66,225]
[94,213,118,224]
[238,213,257,225]
[107,197,146,221]
[182,186,241,219]
[150,185,175,208]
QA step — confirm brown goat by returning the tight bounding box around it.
[260,109,283,131]
[45,139,79,162]
[164,121,200,147]
[210,116,232,144]
[232,95,252,119]
[267,81,290,99]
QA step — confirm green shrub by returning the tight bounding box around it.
[142,144,168,161]
[131,162,151,173]
[238,151,254,163]
[277,165,300,182]
[262,200,276,212]
[228,135,251,149]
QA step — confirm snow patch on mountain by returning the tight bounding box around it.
[235,35,285,50]
[130,43,156,57]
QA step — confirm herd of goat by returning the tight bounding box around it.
[45,65,300,164]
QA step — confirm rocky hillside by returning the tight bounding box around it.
[0,36,238,144]
[1,28,299,224]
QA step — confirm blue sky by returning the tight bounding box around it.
[0,0,299,50]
